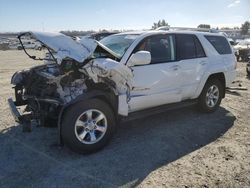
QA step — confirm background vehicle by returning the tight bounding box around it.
[247,59,250,75]
[82,31,119,41]
[234,39,250,61]
[8,31,236,153]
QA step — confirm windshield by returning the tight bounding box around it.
[99,34,139,57]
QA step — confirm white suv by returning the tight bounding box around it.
[9,31,236,153]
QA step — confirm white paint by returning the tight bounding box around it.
[118,94,129,116]
[26,30,237,116]
[82,58,133,94]
[122,31,237,113]
[29,31,97,63]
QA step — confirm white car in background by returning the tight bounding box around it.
[234,39,250,48]
[234,39,250,61]
[8,30,236,153]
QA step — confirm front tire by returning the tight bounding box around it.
[61,99,116,154]
[198,79,223,113]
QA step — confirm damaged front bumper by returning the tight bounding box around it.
[8,31,134,134]
[8,98,33,132]
[8,98,22,123]
[8,94,64,132]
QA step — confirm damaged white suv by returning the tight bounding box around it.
[9,31,236,153]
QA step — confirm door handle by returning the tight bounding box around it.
[171,65,180,71]
[199,61,207,66]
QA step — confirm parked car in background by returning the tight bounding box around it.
[17,40,42,50]
[234,39,250,61]
[83,31,119,41]
[247,59,250,75]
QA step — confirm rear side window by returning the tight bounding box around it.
[176,34,206,60]
[205,35,232,54]
[194,37,206,58]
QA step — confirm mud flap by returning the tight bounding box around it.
[118,94,129,116]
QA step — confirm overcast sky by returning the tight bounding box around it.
[0,0,249,32]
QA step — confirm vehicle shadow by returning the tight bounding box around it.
[0,106,235,187]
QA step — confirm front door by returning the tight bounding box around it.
[128,34,182,112]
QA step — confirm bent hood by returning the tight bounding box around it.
[20,31,120,63]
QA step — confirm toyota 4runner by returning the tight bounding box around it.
[8,31,236,153]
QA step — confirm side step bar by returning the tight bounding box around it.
[123,99,197,122]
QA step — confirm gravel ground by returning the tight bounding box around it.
[0,50,249,188]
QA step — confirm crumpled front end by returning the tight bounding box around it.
[81,58,134,115]
[9,32,133,130]
[9,62,87,129]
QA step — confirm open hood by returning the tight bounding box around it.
[18,31,120,63]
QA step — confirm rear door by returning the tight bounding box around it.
[175,34,208,100]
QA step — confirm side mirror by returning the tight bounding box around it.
[127,51,151,66]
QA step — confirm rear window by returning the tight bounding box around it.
[205,35,232,55]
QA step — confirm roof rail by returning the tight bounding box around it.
[156,26,211,32]
[155,26,228,37]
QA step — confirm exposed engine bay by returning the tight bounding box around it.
[10,31,133,130]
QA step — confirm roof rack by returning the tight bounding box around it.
[155,26,228,37]
[156,26,211,32]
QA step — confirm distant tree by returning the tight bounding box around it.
[99,29,108,32]
[152,23,158,29]
[240,21,250,35]
[161,19,167,26]
[221,27,230,30]
[152,19,169,29]
[197,24,211,29]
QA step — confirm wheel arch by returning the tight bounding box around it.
[57,89,118,145]
[195,72,226,99]
[206,72,226,98]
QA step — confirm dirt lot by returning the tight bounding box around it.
[0,50,250,188]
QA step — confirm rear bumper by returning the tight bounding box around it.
[225,70,237,88]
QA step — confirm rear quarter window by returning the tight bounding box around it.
[205,35,232,55]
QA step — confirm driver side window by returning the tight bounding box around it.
[135,34,176,64]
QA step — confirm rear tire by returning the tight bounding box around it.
[198,79,223,113]
[61,99,116,154]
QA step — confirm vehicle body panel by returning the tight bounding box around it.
[128,62,182,112]
[9,30,237,131]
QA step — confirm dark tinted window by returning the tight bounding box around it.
[194,37,206,58]
[205,35,232,54]
[176,34,196,60]
[176,34,206,60]
[135,35,176,64]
